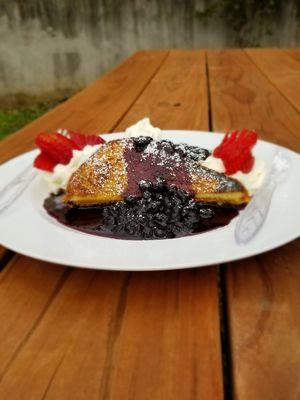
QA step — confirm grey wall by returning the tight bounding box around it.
[0,0,299,106]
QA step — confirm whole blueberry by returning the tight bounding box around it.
[153,227,166,238]
[133,136,153,151]
[142,226,153,238]
[199,208,214,219]
[161,140,175,155]
[139,180,153,192]
[143,191,152,199]
[126,195,136,205]
[156,176,167,191]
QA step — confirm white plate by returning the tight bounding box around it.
[0,131,299,271]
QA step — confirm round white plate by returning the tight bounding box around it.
[0,131,299,271]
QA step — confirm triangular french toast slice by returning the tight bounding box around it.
[64,138,250,206]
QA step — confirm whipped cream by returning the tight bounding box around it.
[201,155,266,195]
[41,144,101,194]
[125,118,161,141]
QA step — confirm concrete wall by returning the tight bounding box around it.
[0,0,299,106]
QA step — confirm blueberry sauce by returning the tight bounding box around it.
[44,182,242,240]
[123,138,210,198]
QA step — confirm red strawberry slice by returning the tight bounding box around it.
[33,153,56,172]
[68,131,105,150]
[35,133,78,165]
[213,129,258,175]
[34,130,106,172]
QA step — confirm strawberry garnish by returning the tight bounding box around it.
[35,133,78,166]
[33,153,56,172]
[34,130,105,172]
[68,131,105,150]
[213,129,258,175]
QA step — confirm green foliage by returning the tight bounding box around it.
[0,102,58,141]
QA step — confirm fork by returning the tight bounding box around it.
[0,163,37,214]
[234,151,291,245]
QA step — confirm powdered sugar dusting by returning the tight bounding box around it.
[189,163,242,193]
[66,139,128,200]
[142,141,182,168]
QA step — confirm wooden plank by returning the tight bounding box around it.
[207,49,300,152]
[0,50,168,164]
[116,50,208,131]
[245,48,300,113]
[284,48,300,63]
[0,257,67,378]
[208,49,300,399]
[0,50,224,400]
[0,269,127,399]
[225,242,300,400]
[0,50,170,390]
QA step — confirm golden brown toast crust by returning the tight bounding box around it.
[191,166,250,204]
[64,140,127,205]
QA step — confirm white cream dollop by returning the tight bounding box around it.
[125,118,161,141]
[201,156,266,195]
[41,144,101,194]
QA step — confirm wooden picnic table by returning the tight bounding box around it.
[0,49,299,400]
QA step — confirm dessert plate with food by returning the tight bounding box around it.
[0,119,299,270]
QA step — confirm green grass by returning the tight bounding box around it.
[0,102,60,141]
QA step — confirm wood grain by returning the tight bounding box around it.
[0,257,67,377]
[0,50,223,400]
[95,269,222,400]
[226,242,300,400]
[0,50,168,164]
[284,48,300,63]
[0,269,127,399]
[208,48,300,400]
[116,50,209,131]
[245,48,300,113]
[0,269,222,400]
[207,49,300,151]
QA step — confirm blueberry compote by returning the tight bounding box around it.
[44,138,244,240]
[44,180,242,240]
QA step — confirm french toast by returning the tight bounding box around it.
[64,137,250,206]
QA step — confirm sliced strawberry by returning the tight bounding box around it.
[35,133,76,165]
[34,130,105,172]
[213,129,258,175]
[85,134,105,146]
[67,131,105,150]
[33,153,56,172]
[241,153,255,173]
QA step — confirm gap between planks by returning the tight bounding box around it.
[205,50,234,400]
[243,48,300,116]
[0,247,14,272]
